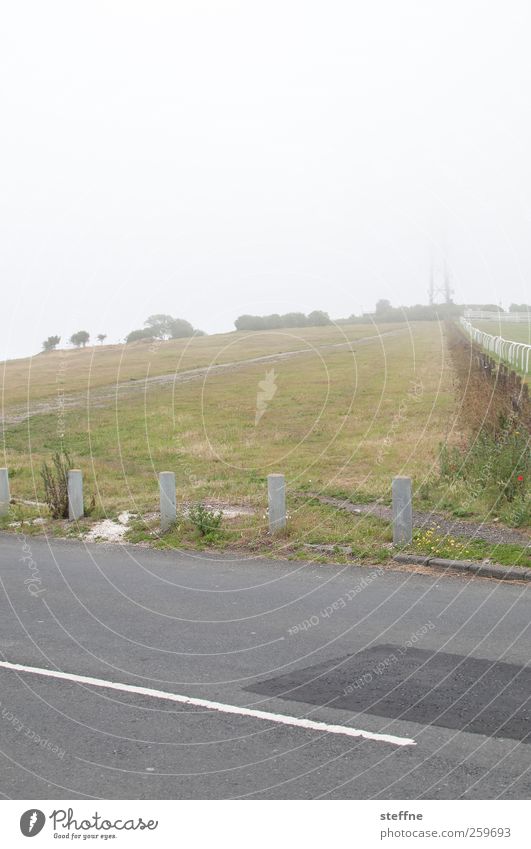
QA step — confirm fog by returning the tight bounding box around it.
[2,0,530,360]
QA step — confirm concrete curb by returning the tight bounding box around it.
[393,553,531,582]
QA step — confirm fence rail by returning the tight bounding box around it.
[459,318,531,374]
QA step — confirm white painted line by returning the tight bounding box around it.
[0,660,415,747]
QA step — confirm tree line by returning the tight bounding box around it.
[125,314,204,343]
[233,303,463,330]
[232,301,531,330]
[234,311,331,331]
[42,301,529,352]
[41,314,204,351]
[42,332,106,351]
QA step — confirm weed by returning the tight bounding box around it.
[40,450,95,519]
[188,502,223,540]
[436,402,530,528]
[41,451,71,518]
[410,528,530,568]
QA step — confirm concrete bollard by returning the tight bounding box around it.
[268,473,286,533]
[159,471,176,532]
[0,468,10,517]
[392,476,413,545]
[68,469,84,521]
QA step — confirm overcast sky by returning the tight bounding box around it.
[1,0,530,360]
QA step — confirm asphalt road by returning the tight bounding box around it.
[0,533,529,799]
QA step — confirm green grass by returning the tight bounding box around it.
[2,323,454,509]
[408,527,530,568]
[0,323,397,409]
[1,320,528,566]
[473,321,530,345]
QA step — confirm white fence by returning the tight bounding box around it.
[463,310,530,323]
[460,318,531,374]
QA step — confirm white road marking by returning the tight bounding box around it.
[0,660,415,747]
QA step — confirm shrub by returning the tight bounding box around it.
[40,451,94,519]
[41,451,71,518]
[70,330,90,347]
[125,328,154,343]
[188,503,223,539]
[42,335,61,352]
[438,416,530,508]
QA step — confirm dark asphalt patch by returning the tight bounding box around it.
[246,646,530,742]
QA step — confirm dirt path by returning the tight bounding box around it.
[306,493,530,546]
[1,329,405,427]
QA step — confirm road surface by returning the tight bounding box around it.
[0,533,528,799]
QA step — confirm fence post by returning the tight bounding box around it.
[68,470,84,521]
[159,471,176,532]
[0,468,10,517]
[392,476,412,545]
[268,474,286,533]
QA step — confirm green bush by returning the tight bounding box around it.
[40,451,94,519]
[438,415,529,523]
[188,503,223,540]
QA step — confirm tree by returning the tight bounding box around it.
[262,314,283,329]
[375,299,392,314]
[42,335,60,352]
[144,314,174,339]
[234,315,266,331]
[126,328,154,344]
[97,334,107,344]
[142,314,198,339]
[307,310,331,326]
[168,318,195,338]
[69,331,90,348]
[281,312,307,327]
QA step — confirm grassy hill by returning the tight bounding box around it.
[1,324,395,409]
[1,321,529,566]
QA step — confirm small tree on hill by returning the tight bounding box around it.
[97,334,107,344]
[168,318,195,338]
[70,330,90,348]
[42,335,61,352]
[144,314,174,338]
[126,328,154,343]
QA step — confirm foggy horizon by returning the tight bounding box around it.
[3,1,531,361]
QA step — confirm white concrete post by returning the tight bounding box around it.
[268,473,286,533]
[0,468,10,517]
[392,476,413,545]
[68,469,84,521]
[159,471,176,532]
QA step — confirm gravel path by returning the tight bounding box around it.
[306,493,530,546]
